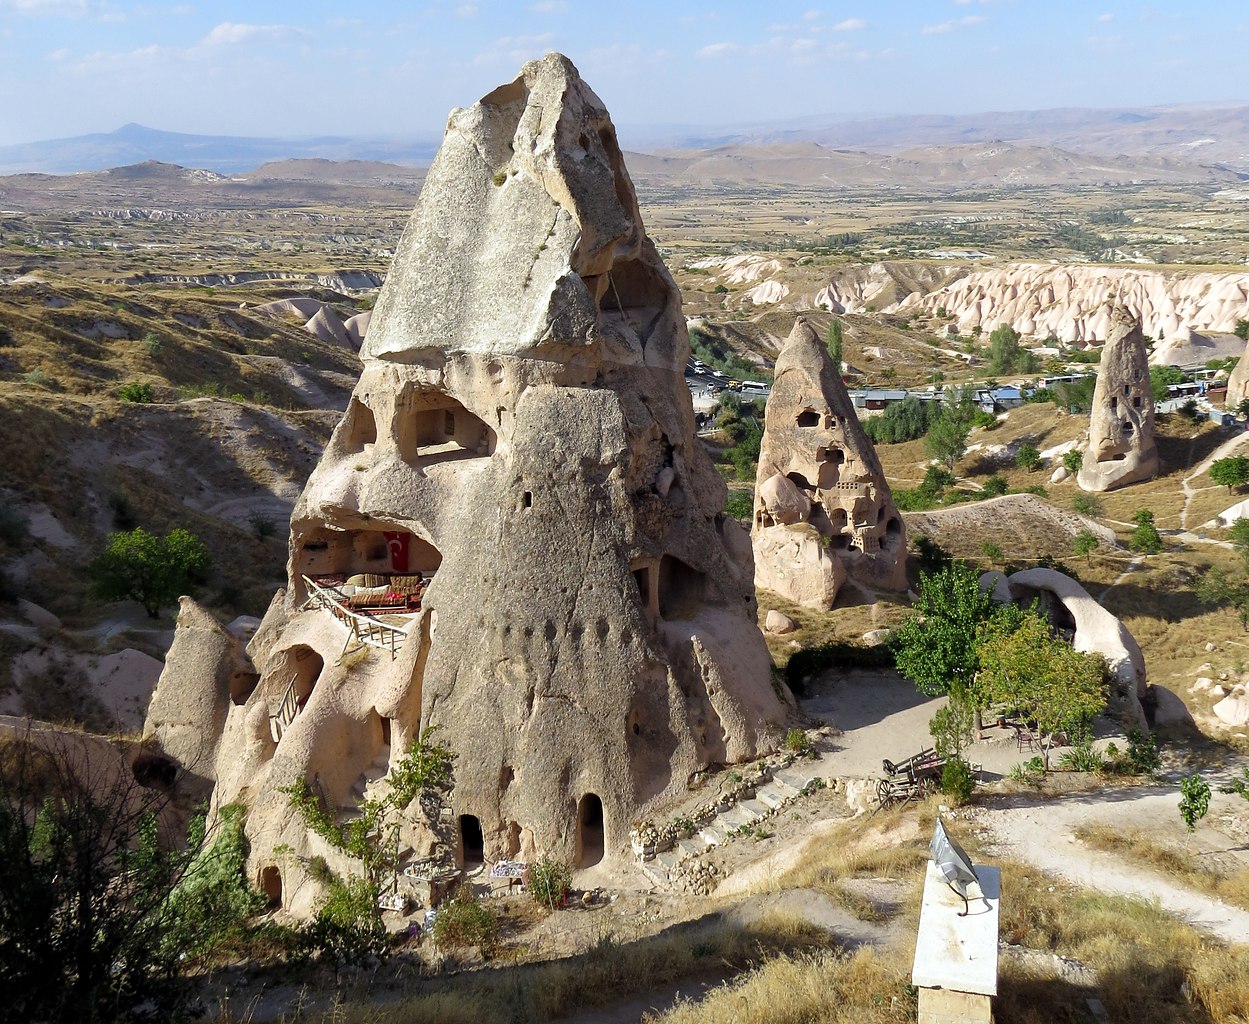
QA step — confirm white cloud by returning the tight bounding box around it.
[1098,11,1113,21]
[803,8,820,19]
[922,14,986,33]
[48,46,69,60]
[695,41,739,58]
[455,2,477,16]
[472,32,554,65]
[201,22,290,46]
[530,0,567,11]
[832,18,867,31]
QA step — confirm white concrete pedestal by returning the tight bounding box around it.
[912,861,1000,1024]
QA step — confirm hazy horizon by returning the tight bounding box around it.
[1,0,1247,150]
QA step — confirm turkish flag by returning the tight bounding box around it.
[383,531,410,572]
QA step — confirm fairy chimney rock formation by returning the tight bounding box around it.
[204,53,786,908]
[1077,308,1159,492]
[1226,337,1249,412]
[752,318,907,607]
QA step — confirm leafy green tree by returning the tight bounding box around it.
[925,410,971,472]
[861,395,939,444]
[891,561,997,698]
[1149,365,1187,403]
[1235,319,1249,341]
[1179,774,1211,833]
[1196,566,1249,630]
[91,527,210,618]
[987,324,1039,375]
[1237,398,1249,420]
[1073,530,1100,564]
[981,475,1009,497]
[976,611,1106,768]
[1210,455,1249,492]
[827,318,843,370]
[1229,518,1249,556]
[1015,443,1041,472]
[1128,510,1163,555]
[1073,493,1102,517]
[1062,449,1084,474]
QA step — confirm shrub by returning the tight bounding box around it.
[434,888,498,956]
[1015,443,1041,471]
[1073,493,1102,517]
[528,857,572,912]
[861,395,940,444]
[940,756,975,804]
[972,409,998,430]
[247,509,277,539]
[1057,743,1105,773]
[981,475,1008,497]
[1127,729,1161,774]
[1129,509,1163,554]
[784,727,813,755]
[980,541,1003,562]
[307,875,387,962]
[913,534,952,573]
[142,331,163,356]
[724,491,753,520]
[118,381,154,403]
[1179,774,1211,833]
[1062,449,1084,474]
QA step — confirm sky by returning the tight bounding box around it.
[0,1,1246,148]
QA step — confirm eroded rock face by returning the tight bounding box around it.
[1077,308,1158,492]
[207,54,786,910]
[752,318,907,607]
[1226,339,1249,412]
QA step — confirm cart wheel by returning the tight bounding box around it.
[875,778,894,807]
[919,775,939,797]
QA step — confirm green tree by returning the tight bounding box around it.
[827,318,843,370]
[1210,455,1249,492]
[1015,443,1041,472]
[1195,566,1249,630]
[1229,518,1249,556]
[1128,510,1163,555]
[1179,774,1211,833]
[1237,397,1249,420]
[0,727,258,1022]
[976,611,1106,769]
[891,561,997,698]
[1149,365,1187,403]
[1062,449,1084,474]
[924,395,974,472]
[1234,319,1249,341]
[862,395,939,444]
[1073,530,1100,564]
[90,527,210,618]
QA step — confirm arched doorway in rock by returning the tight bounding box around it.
[284,646,324,709]
[459,814,484,869]
[260,865,282,907]
[576,793,605,868]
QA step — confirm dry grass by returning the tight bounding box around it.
[247,913,828,1024]
[1074,823,1249,912]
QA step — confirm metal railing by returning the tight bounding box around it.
[300,575,412,659]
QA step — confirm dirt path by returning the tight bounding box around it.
[966,784,1249,947]
[1180,430,1249,530]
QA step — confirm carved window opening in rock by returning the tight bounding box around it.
[283,646,324,712]
[1123,422,1134,434]
[883,517,902,552]
[260,865,282,908]
[658,554,706,620]
[523,491,533,509]
[797,409,820,428]
[131,752,178,790]
[630,559,659,623]
[1110,396,1118,412]
[459,814,484,869]
[397,392,497,467]
[600,258,666,344]
[377,714,392,749]
[576,793,605,868]
[298,527,442,613]
[341,398,377,455]
[786,471,815,494]
[1133,396,1142,409]
[229,670,260,707]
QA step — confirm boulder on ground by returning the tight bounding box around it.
[765,609,799,635]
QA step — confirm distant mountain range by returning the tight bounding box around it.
[0,123,439,176]
[3,103,1249,182]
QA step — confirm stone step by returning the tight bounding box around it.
[756,783,791,810]
[718,806,753,829]
[654,849,682,874]
[700,825,726,847]
[638,860,669,888]
[738,799,769,821]
[773,768,818,794]
[677,837,708,858]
